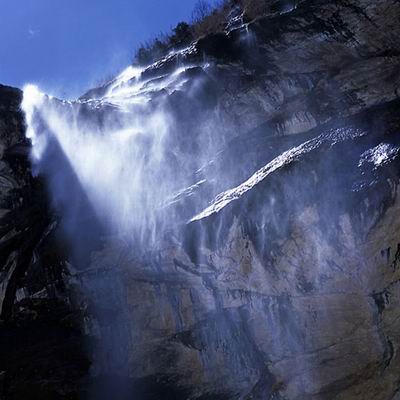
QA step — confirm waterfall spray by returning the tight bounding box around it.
[20,58,229,399]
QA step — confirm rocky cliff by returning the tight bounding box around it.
[2,0,400,399]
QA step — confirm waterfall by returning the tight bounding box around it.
[22,62,209,240]
[20,58,229,397]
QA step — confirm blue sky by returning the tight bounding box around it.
[0,0,199,99]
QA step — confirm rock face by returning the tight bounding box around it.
[2,0,400,399]
[0,86,89,398]
[86,102,400,400]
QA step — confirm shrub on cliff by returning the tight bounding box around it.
[133,0,270,66]
[134,21,195,65]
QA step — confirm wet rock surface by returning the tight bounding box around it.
[2,0,400,399]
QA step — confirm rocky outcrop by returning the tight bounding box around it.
[2,0,400,399]
[0,85,89,399]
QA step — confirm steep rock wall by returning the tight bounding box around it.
[1,0,400,399]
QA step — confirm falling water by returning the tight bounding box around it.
[21,57,232,398]
[23,77,166,234]
[21,27,346,398]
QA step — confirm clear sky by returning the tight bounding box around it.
[0,0,199,99]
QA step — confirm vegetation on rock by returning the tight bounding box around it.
[133,0,269,65]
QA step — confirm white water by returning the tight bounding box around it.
[21,55,222,246]
[22,65,181,238]
[21,60,227,387]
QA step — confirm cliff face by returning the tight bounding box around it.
[2,0,400,399]
[85,104,400,400]
[0,85,89,398]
